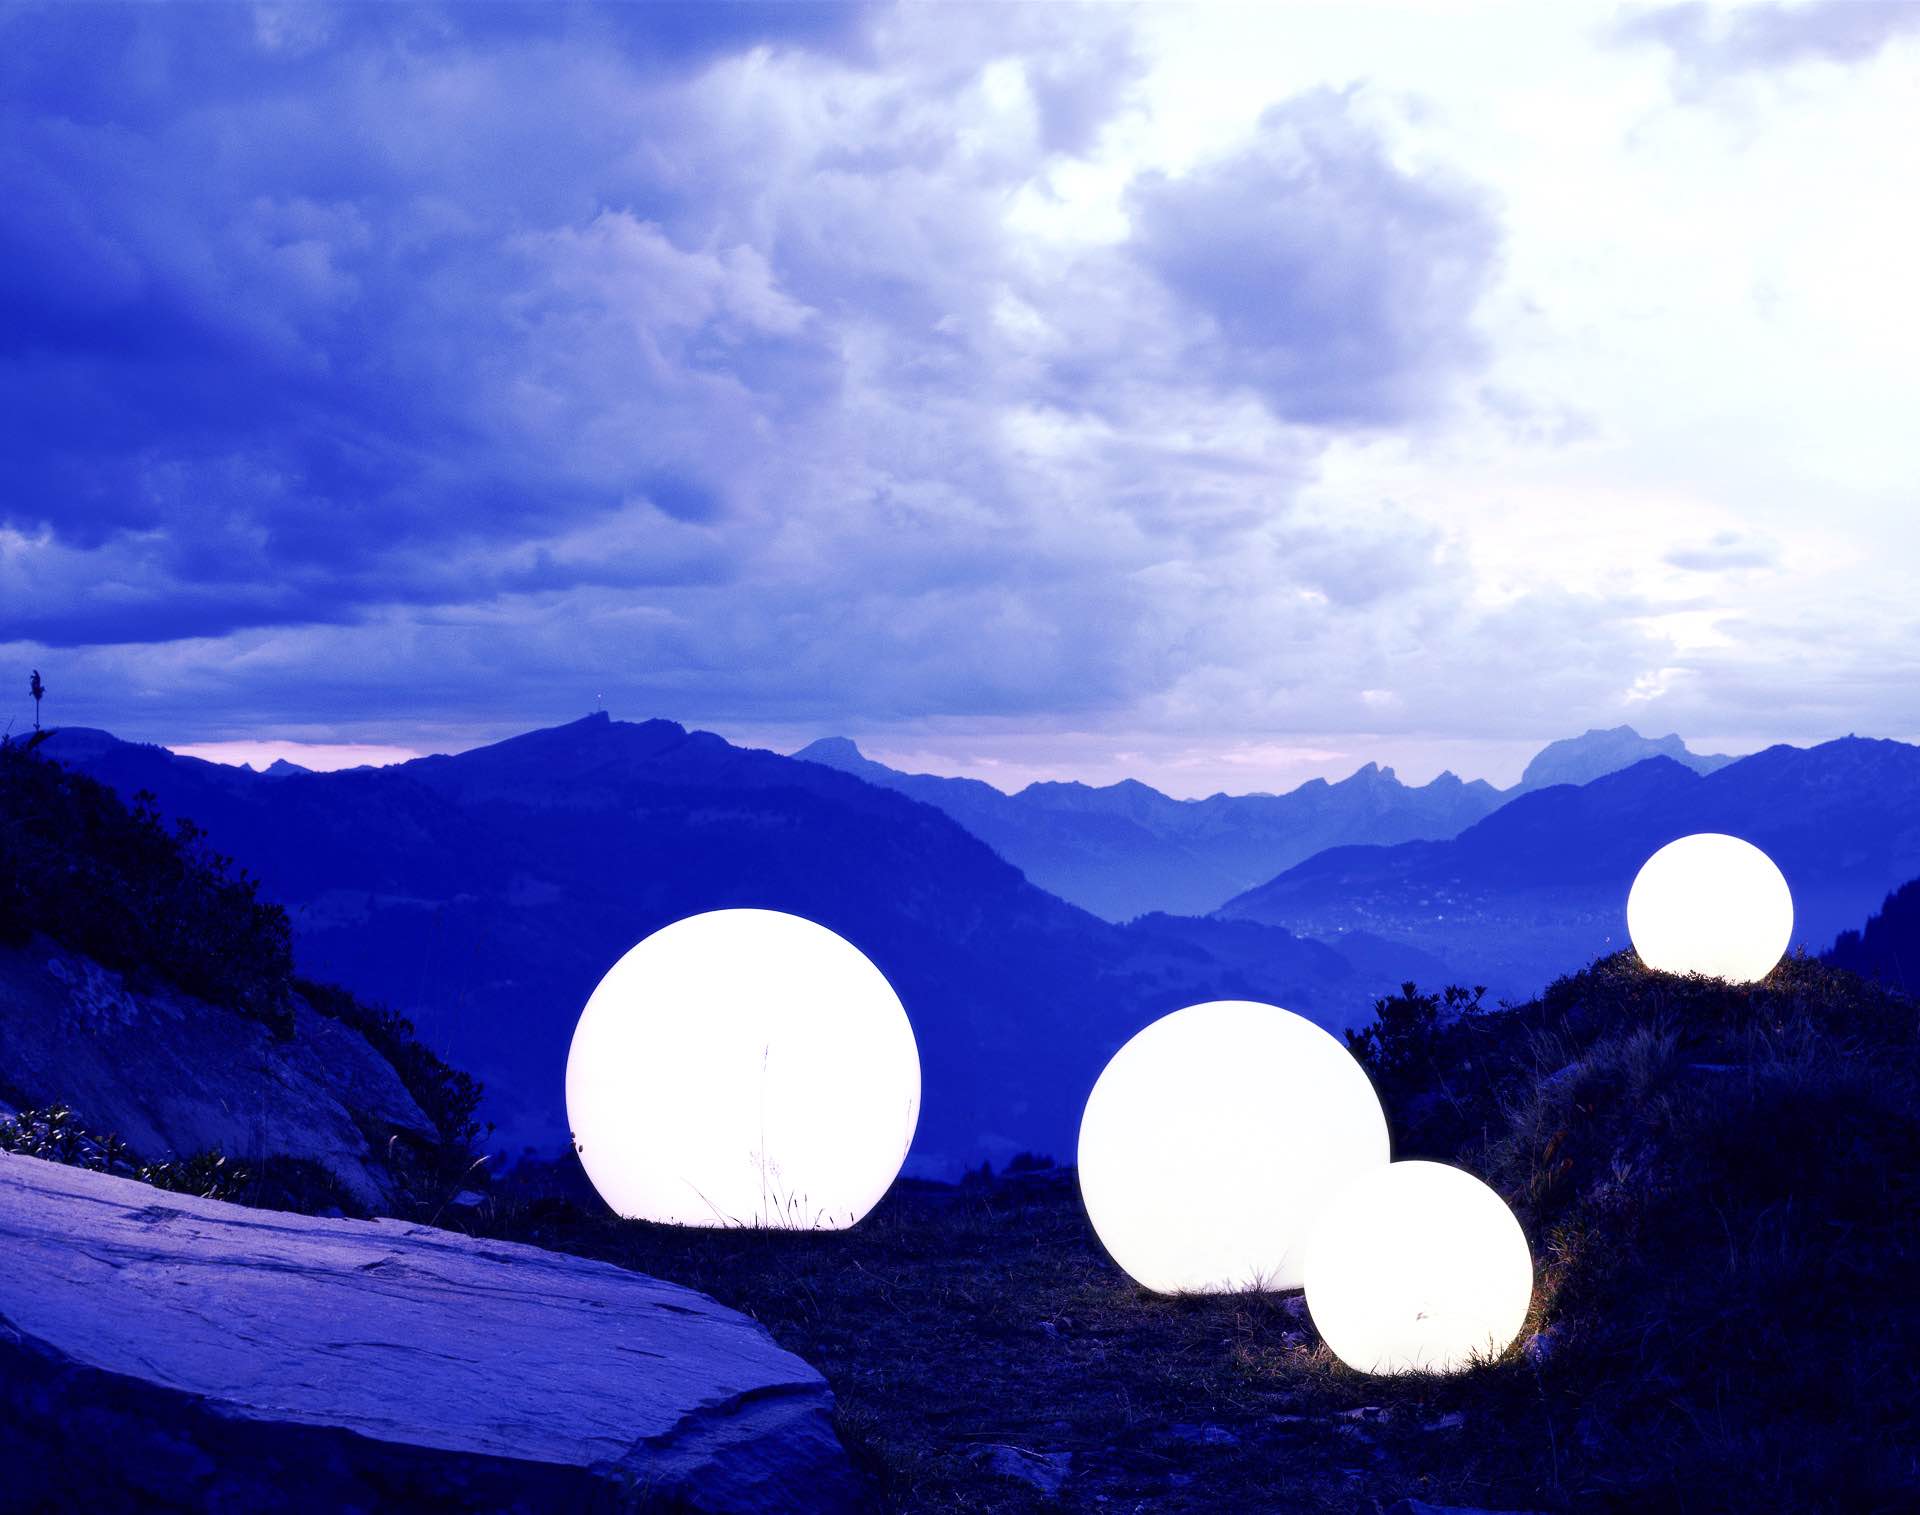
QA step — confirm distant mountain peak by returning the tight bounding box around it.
[1517,725,1731,793]
[794,736,865,763]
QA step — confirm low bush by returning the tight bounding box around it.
[293,975,487,1151]
[0,1103,253,1204]
[0,733,294,1036]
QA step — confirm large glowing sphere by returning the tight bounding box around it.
[1305,1160,1533,1374]
[1626,832,1793,984]
[1077,1000,1389,1294]
[564,909,920,1229]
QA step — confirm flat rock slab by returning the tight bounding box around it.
[0,1154,861,1512]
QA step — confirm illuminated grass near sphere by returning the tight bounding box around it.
[1305,1160,1533,1375]
[1627,832,1793,984]
[564,909,920,1229]
[1076,1000,1389,1295]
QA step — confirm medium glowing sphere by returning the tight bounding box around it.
[1627,832,1793,984]
[1305,1160,1533,1374]
[1077,1000,1389,1294]
[564,909,920,1229]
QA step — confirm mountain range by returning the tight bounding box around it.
[793,725,1731,920]
[43,717,1916,1176]
[1220,738,1920,1001]
[43,718,1440,1176]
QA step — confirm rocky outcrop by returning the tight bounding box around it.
[0,1153,861,1512]
[0,937,435,1210]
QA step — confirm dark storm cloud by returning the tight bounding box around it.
[0,0,1542,750]
[1127,91,1501,426]
[1614,1,1920,90]
[0,0,858,643]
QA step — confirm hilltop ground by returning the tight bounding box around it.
[482,953,1920,1514]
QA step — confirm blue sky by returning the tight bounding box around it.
[4,1,1917,794]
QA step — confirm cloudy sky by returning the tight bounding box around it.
[5,1,1917,794]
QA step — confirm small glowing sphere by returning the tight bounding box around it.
[1305,1160,1533,1374]
[1077,1000,1389,1294]
[564,909,920,1229]
[1627,832,1793,984]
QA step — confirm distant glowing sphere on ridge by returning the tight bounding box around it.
[1077,1000,1389,1295]
[565,909,920,1229]
[1305,1160,1533,1375]
[1627,832,1793,984]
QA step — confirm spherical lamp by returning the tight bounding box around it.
[1077,1000,1390,1294]
[1304,1160,1533,1374]
[564,909,920,1228]
[1627,832,1793,983]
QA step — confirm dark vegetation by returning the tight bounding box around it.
[1343,979,1485,1123]
[0,1103,255,1205]
[1827,875,1920,996]
[479,953,1918,1513]
[0,733,485,1207]
[0,731,296,1035]
[0,1097,415,1217]
[292,974,487,1152]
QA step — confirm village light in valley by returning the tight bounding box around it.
[1077,1000,1389,1294]
[565,909,920,1228]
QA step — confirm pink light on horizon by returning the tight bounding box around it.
[168,740,428,773]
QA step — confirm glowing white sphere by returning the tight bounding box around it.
[1305,1160,1533,1374]
[1627,832,1793,984]
[564,909,920,1228]
[1077,1000,1389,1294]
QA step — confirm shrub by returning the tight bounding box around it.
[1344,980,1485,1148]
[0,733,294,1036]
[293,975,487,1151]
[0,1103,252,1203]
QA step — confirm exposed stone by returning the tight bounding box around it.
[972,1443,1072,1497]
[0,1154,860,1512]
[1168,1422,1241,1446]
[0,938,435,1208]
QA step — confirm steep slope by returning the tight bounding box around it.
[47,718,1419,1175]
[1221,739,1920,1001]
[1826,875,1920,995]
[793,738,1503,920]
[0,737,460,1211]
[0,942,434,1211]
[1345,951,1920,1508]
